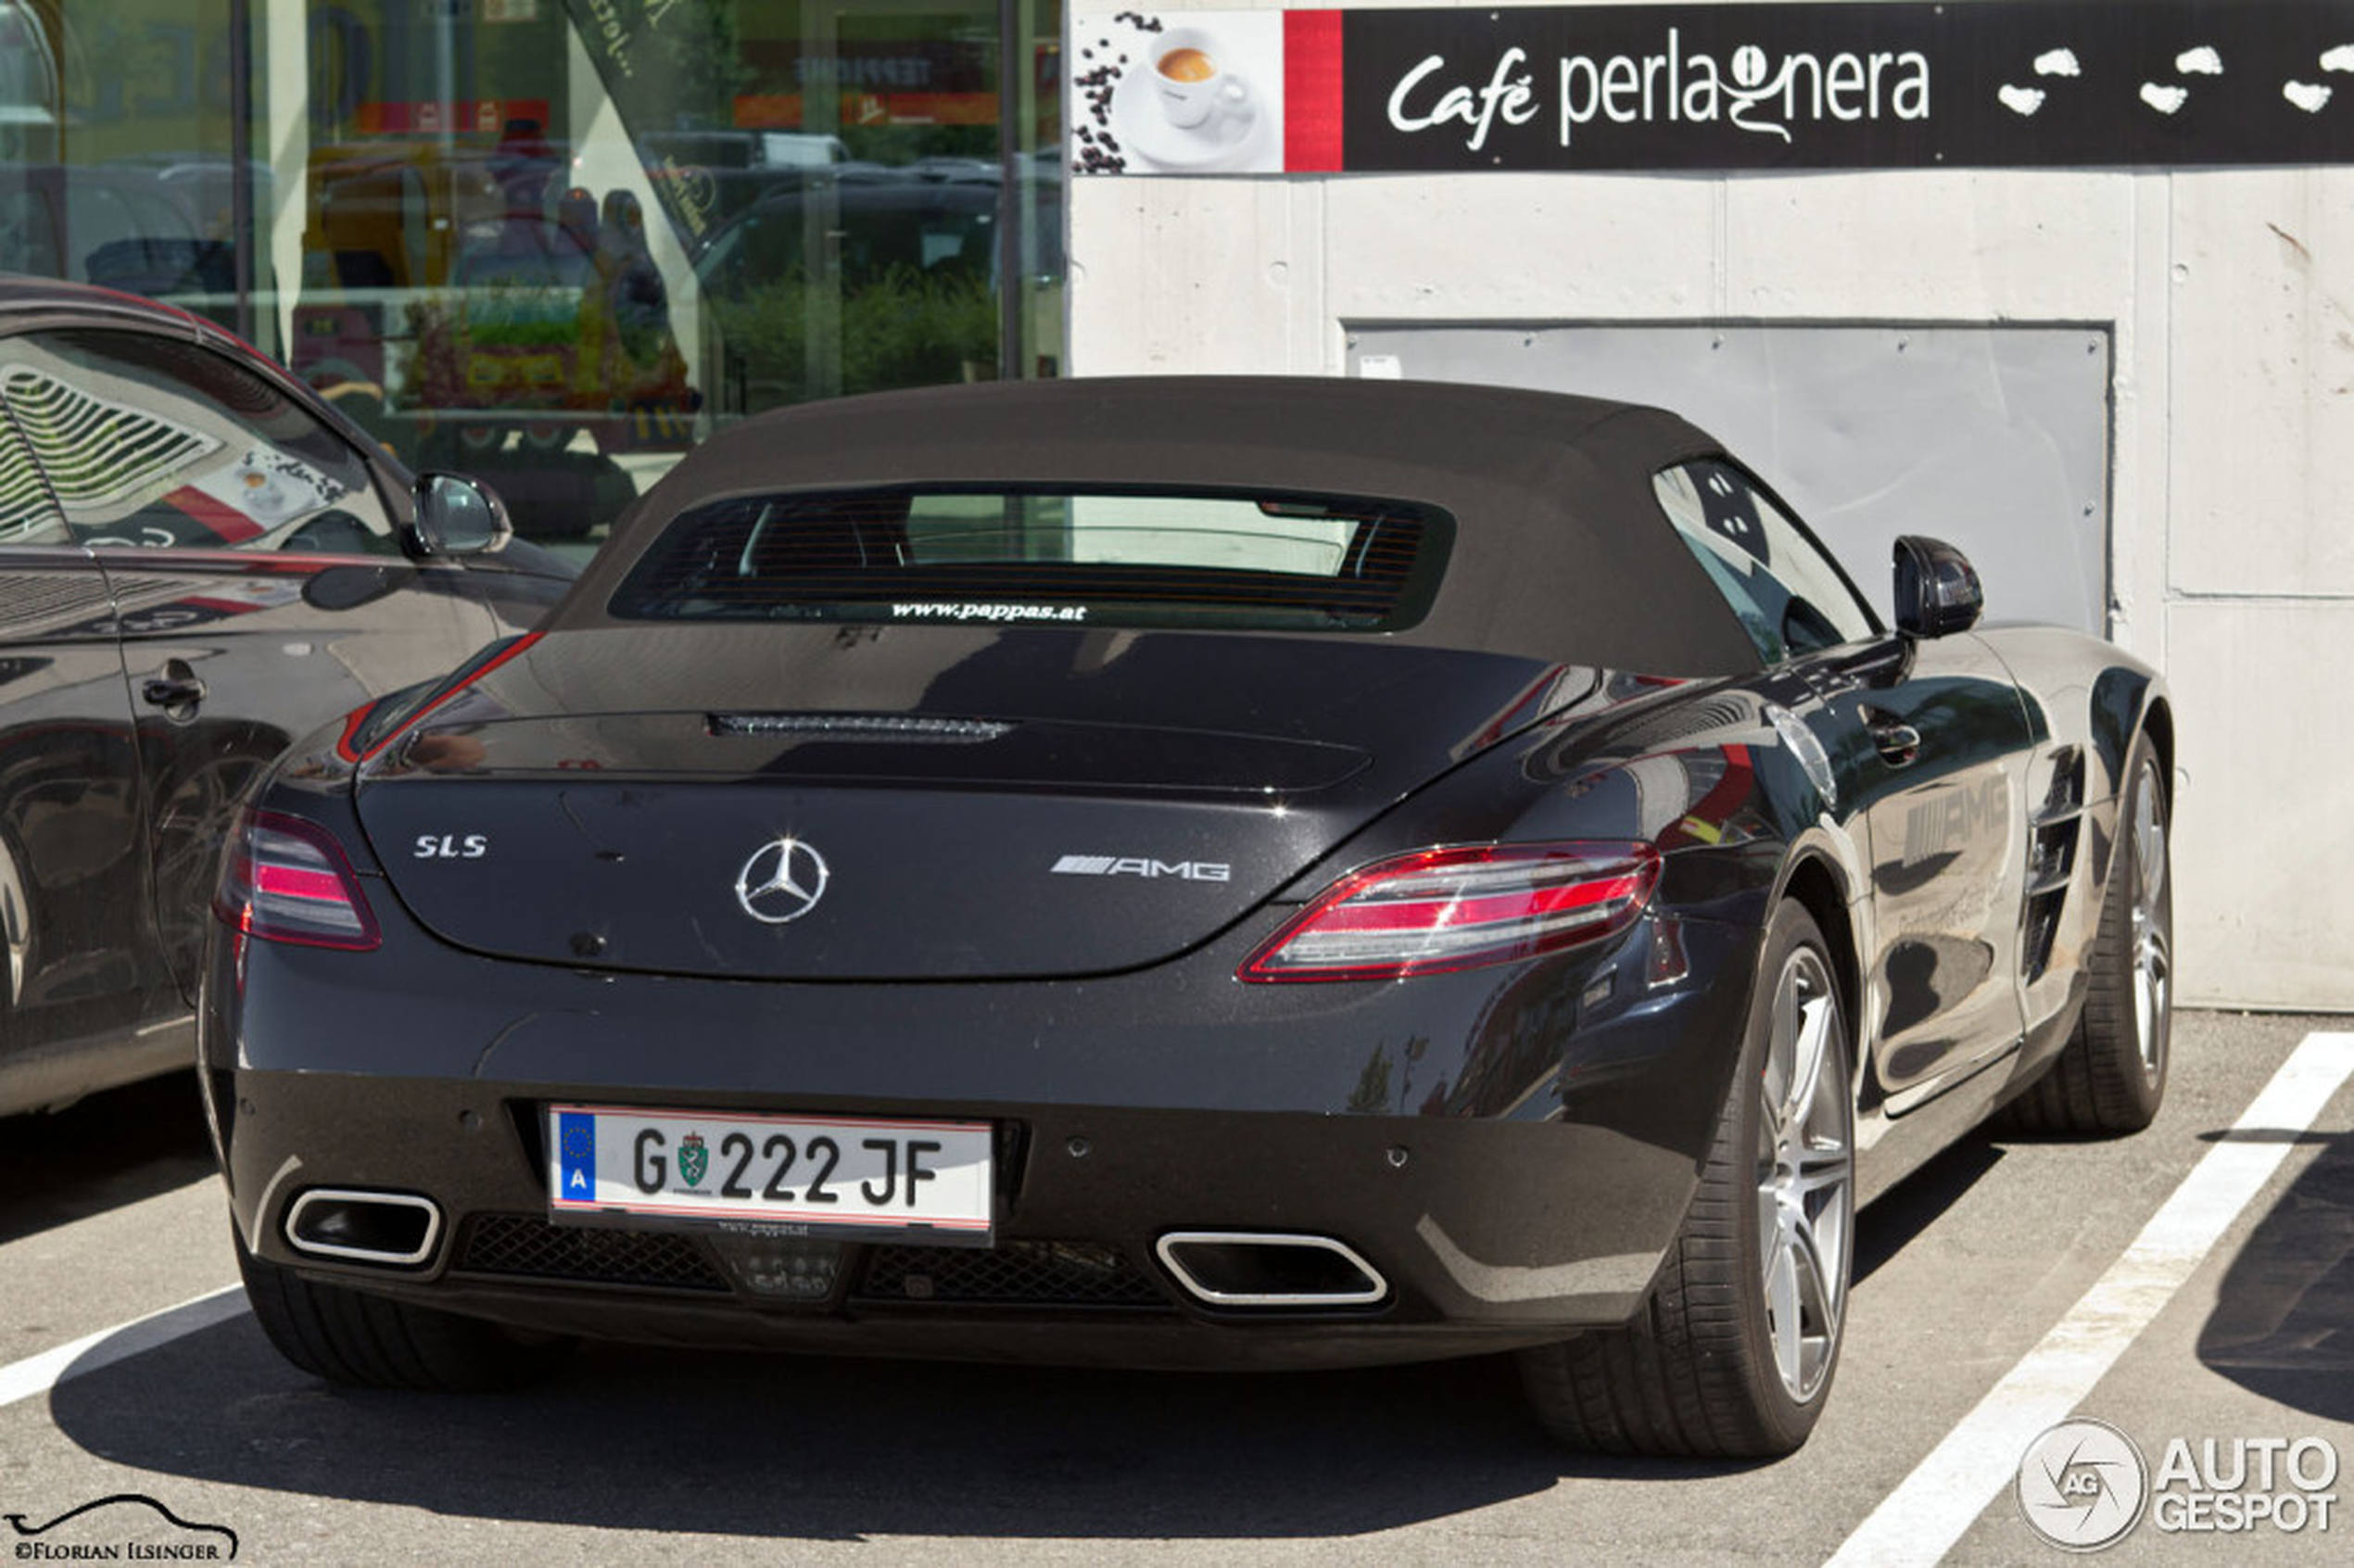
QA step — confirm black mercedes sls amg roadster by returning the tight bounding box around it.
[202,376,2173,1458]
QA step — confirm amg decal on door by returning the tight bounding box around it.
[1902,778,2007,868]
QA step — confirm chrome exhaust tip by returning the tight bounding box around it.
[285,1189,443,1266]
[1154,1231,1387,1308]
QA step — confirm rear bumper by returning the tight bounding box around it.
[204,902,1759,1368]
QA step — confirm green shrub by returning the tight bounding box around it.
[711,266,996,410]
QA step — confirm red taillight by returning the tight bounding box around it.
[213,809,381,951]
[1238,841,1661,983]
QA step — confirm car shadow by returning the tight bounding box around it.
[1853,1129,2006,1287]
[33,1119,1974,1533]
[38,1086,1970,1530]
[48,1314,1749,1539]
[0,1074,215,1248]
[2195,1125,2354,1423]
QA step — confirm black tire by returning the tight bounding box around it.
[1997,739,2171,1137]
[237,1232,574,1391]
[1519,902,1855,1458]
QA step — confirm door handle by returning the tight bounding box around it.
[1865,713,1921,767]
[140,659,208,718]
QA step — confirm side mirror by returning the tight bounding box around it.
[410,473,513,557]
[1892,535,1983,639]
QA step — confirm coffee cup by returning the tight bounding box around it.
[1153,29,1250,131]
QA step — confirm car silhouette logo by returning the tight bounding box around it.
[734,837,829,924]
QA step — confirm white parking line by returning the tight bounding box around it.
[1826,1030,2354,1568]
[0,1286,247,1411]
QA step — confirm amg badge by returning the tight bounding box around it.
[1051,854,1231,881]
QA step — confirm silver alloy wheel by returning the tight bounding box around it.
[1755,945,1852,1405]
[2129,762,2170,1079]
[0,834,27,1006]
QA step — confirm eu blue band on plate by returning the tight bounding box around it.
[557,1110,596,1200]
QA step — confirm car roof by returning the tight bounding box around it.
[562,375,1766,676]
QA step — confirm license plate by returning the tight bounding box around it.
[547,1104,993,1240]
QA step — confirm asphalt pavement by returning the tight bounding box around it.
[1,1010,2348,1565]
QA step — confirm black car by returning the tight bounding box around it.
[0,273,575,1116]
[203,377,2172,1458]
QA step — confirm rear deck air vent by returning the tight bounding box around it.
[707,713,1012,742]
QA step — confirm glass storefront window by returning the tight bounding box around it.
[0,0,1066,563]
[0,1,251,333]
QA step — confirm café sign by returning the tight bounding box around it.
[1070,3,2354,174]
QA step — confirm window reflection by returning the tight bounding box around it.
[6,329,399,552]
[0,1,1066,563]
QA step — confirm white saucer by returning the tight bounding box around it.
[1110,62,1274,171]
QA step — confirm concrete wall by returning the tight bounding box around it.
[1067,1,2353,1010]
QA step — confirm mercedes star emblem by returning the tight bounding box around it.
[734,836,830,924]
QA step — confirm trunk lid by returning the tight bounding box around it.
[353,627,1586,980]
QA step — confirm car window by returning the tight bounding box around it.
[0,328,399,554]
[1652,460,1878,663]
[611,486,1454,633]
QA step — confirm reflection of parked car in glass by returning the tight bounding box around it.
[0,274,575,1118]
[637,129,852,243]
[700,179,1001,293]
[639,129,849,171]
[0,162,264,339]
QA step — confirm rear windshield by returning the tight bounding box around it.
[607,487,1454,633]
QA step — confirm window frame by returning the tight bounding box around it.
[605,481,1459,635]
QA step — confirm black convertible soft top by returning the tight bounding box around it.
[556,375,1766,676]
